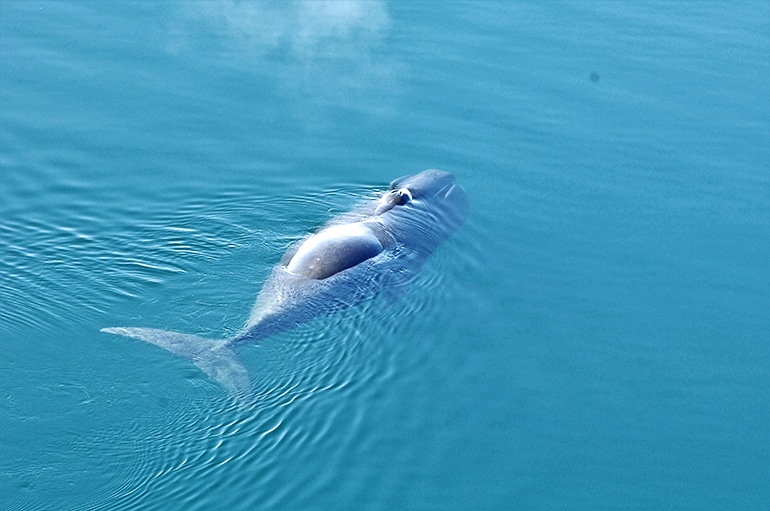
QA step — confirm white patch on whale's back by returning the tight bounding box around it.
[287,222,383,279]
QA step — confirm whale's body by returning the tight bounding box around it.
[102,170,467,396]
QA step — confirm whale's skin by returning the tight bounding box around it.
[233,169,467,345]
[102,169,468,396]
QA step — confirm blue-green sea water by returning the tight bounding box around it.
[2,2,769,509]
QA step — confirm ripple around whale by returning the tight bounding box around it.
[56,313,429,510]
[100,170,467,402]
[1,167,474,509]
[1,172,461,509]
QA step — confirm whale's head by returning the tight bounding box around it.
[375,169,468,248]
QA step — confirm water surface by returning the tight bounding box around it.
[1,2,769,510]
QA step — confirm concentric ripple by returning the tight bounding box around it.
[1,159,473,510]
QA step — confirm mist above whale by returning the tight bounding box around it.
[102,169,468,396]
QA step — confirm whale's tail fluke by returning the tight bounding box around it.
[100,327,251,397]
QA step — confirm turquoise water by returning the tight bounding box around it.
[2,1,769,509]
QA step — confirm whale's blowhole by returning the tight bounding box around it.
[375,187,412,215]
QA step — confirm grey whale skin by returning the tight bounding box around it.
[102,170,468,396]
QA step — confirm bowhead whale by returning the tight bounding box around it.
[102,169,468,396]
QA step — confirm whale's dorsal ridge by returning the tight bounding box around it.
[286,222,384,279]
